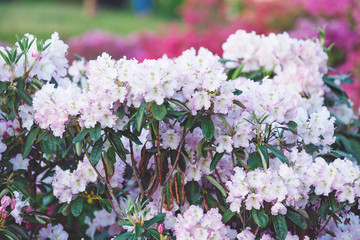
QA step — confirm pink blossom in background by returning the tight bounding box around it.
[300,0,354,16]
[67,30,147,61]
[291,18,359,51]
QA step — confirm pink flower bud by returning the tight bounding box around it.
[2,212,8,219]
[158,223,164,234]
[11,199,16,210]
[1,196,11,208]
[0,206,5,213]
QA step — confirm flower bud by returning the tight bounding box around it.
[1,196,11,208]
[2,212,8,219]
[0,206,5,213]
[158,223,164,234]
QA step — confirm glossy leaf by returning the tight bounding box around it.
[152,103,167,121]
[252,208,269,228]
[286,210,307,230]
[201,115,214,141]
[23,127,39,158]
[71,197,83,217]
[90,138,103,166]
[210,152,224,171]
[73,128,89,143]
[272,215,288,240]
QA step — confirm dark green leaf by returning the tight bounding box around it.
[117,105,125,119]
[320,200,329,221]
[258,145,269,169]
[168,98,191,112]
[90,138,103,166]
[272,215,288,240]
[12,181,30,199]
[135,224,142,238]
[71,197,83,217]
[108,132,126,161]
[248,151,262,170]
[136,102,146,132]
[118,219,133,226]
[143,213,166,229]
[152,103,167,121]
[210,152,224,171]
[8,224,29,239]
[3,229,20,240]
[100,199,113,213]
[185,181,202,206]
[252,209,269,228]
[201,115,215,141]
[222,209,236,223]
[90,123,102,142]
[113,232,133,240]
[16,89,33,106]
[286,210,307,229]
[73,128,89,143]
[147,228,160,240]
[22,127,39,158]
[266,145,289,165]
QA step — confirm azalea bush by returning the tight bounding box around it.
[0,29,360,240]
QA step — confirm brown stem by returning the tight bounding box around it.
[129,140,146,197]
[215,169,228,192]
[164,132,186,184]
[318,213,333,236]
[156,133,163,185]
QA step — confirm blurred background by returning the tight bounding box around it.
[0,0,359,107]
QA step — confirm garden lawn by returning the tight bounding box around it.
[0,1,168,44]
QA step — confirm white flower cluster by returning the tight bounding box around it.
[0,32,68,82]
[226,149,360,215]
[38,223,69,240]
[84,209,121,239]
[52,155,125,203]
[174,205,237,240]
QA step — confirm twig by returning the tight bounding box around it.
[129,140,146,197]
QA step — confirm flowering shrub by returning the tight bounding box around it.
[0,29,359,240]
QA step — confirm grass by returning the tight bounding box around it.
[0,1,170,44]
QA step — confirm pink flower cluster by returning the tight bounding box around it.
[84,209,121,238]
[226,149,360,215]
[174,205,237,240]
[52,155,125,203]
[237,227,310,240]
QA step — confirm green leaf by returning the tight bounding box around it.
[286,210,307,230]
[12,181,30,199]
[100,199,112,213]
[143,213,166,229]
[71,197,83,217]
[196,138,206,159]
[113,232,133,240]
[3,229,20,240]
[117,105,126,119]
[108,132,126,161]
[73,128,89,143]
[90,123,102,142]
[7,224,29,239]
[16,89,33,106]
[185,181,202,206]
[204,175,227,197]
[61,203,71,216]
[201,115,215,141]
[287,121,297,132]
[222,209,236,223]
[135,224,142,238]
[168,98,191,112]
[307,208,318,227]
[232,64,245,80]
[252,208,269,228]
[320,200,329,221]
[22,127,39,158]
[118,219,133,226]
[258,145,269,169]
[136,102,146,132]
[35,215,46,224]
[248,151,262,170]
[266,145,289,165]
[147,228,160,240]
[215,113,234,135]
[152,103,167,121]
[272,215,288,240]
[210,152,224,171]
[90,138,103,166]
